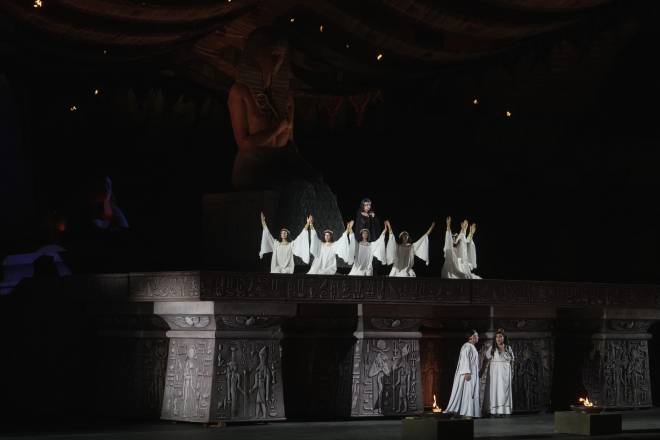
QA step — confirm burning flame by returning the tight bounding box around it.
[432,394,443,413]
[578,397,594,407]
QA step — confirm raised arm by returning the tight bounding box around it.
[259,212,276,258]
[425,221,436,236]
[346,220,354,235]
[383,219,393,237]
[468,223,476,241]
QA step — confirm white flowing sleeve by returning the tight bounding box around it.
[347,233,356,265]
[332,231,351,263]
[292,228,310,264]
[456,344,472,375]
[371,231,387,264]
[413,234,430,265]
[444,229,453,253]
[466,236,477,269]
[385,232,396,265]
[259,226,276,259]
[309,227,322,260]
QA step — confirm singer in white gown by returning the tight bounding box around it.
[308,218,353,275]
[259,212,310,273]
[384,220,434,277]
[446,330,481,418]
[482,329,514,416]
[441,216,481,279]
[347,227,387,276]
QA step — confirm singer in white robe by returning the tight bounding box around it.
[446,330,481,418]
[441,217,480,279]
[259,212,310,273]
[482,329,514,416]
[384,220,434,277]
[348,228,387,276]
[307,219,353,275]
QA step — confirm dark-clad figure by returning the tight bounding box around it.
[354,198,381,242]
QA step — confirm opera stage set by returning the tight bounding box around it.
[2,0,660,438]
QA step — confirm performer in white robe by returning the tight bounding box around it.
[446,330,481,418]
[384,220,435,277]
[259,212,310,273]
[347,227,387,276]
[441,216,481,279]
[308,218,354,275]
[482,328,514,416]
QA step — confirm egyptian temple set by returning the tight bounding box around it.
[4,191,659,424]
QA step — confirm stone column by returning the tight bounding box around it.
[155,301,217,423]
[555,308,659,409]
[210,302,295,422]
[351,304,424,417]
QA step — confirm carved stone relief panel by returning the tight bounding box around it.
[161,338,215,422]
[214,339,285,421]
[351,338,422,416]
[583,339,652,408]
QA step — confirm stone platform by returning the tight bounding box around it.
[1,271,659,425]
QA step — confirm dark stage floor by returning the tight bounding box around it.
[2,409,660,440]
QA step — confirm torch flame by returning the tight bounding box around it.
[578,397,594,407]
[432,394,443,413]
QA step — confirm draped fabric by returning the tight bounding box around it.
[1,0,617,93]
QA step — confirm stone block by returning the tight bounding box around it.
[554,411,622,435]
[402,415,473,440]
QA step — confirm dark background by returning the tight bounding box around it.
[1,2,659,284]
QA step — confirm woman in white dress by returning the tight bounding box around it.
[384,220,435,277]
[259,212,311,273]
[482,328,514,417]
[441,216,480,279]
[308,217,354,275]
[347,226,387,276]
[446,329,481,418]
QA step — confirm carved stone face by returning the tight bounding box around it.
[187,347,195,359]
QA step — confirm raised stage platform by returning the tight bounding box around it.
[1,271,659,424]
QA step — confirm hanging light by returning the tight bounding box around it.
[345,43,350,49]
[289,17,295,23]
[69,105,78,112]
[473,98,479,105]
[506,110,512,118]
[319,25,324,32]
[94,89,100,95]
[376,53,383,61]
[33,0,42,7]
